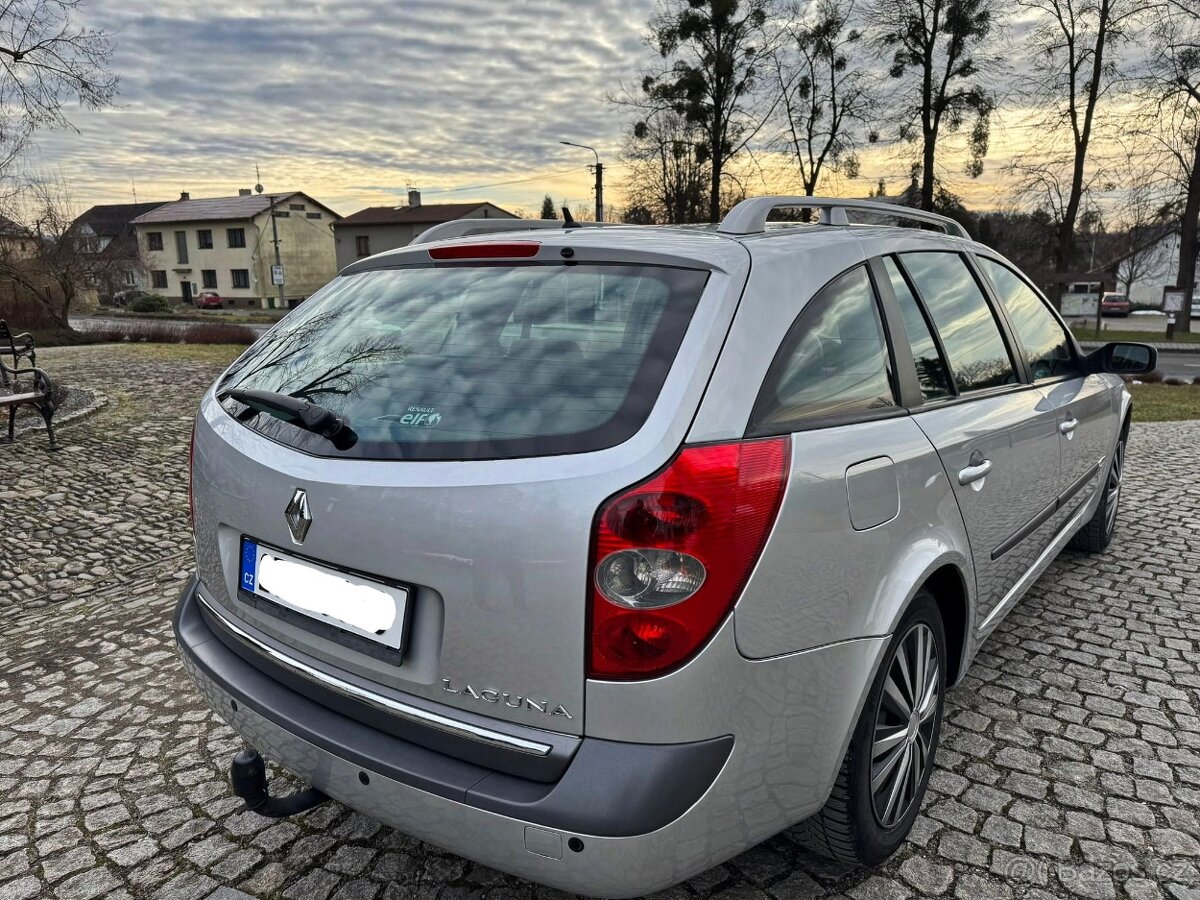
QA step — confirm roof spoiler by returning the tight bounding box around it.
[718,196,970,239]
[411,217,610,245]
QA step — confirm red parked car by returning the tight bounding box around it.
[196,291,224,310]
[1100,292,1132,317]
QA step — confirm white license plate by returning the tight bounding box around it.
[238,538,409,650]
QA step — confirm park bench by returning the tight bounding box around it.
[0,323,61,451]
[0,319,36,387]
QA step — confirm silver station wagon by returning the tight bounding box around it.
[175,197,1155,897]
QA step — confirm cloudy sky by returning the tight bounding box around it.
[27,0,659,217]
[24,0,1140,219]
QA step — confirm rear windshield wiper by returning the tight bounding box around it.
[227,388,358,451]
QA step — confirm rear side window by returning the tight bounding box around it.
[749,266,895,432]
[976,257,1080,381]
[219,263,709,460]
[899,252,1017,393]
[882,257,954,400]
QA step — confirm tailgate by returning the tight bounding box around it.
[191,239,749,737]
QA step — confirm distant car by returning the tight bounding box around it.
[196,291,224,310]
[1100,292,1132,317]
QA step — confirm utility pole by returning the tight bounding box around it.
[269,195,285,310]
[559,141,603,222]
[255,171,286,310]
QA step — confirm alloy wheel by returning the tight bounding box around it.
[870,622,940,829]
[1105,440,1124,536]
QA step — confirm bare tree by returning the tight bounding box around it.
[1009,0,1141,306]
[1142,0,1200,330]
[1106,178,1177,298]
[875,0,998,212]
[619,106,711,225]
[0,1,116,166]
[774,0,877,196]
[640,0,774,222]
[0,174,137,327]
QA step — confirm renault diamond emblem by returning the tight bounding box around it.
[285,489,311,544]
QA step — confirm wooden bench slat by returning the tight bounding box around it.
[0,391,45,405]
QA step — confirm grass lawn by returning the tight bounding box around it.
[1128,383,1200,422]
[1071,325,1200,344]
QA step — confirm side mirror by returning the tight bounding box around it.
[1087,342,1157,375]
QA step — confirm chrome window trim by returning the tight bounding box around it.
[196,592,555,758]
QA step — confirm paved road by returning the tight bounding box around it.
[1154,351,1200,381]
[1,345,1198,900]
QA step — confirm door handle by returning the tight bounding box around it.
[1060,417,1078,438]
[958,458,992,488]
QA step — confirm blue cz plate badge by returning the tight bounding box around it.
[238,537,409,651]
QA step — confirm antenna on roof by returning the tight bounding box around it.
[561,207,580,229]
[131,179,138,204]
[254,164,264,195]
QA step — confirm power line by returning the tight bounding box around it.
[417,167,604,196]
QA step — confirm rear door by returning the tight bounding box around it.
[887,251,1061,626]
[974,255,1117,517]
[191,247,744,735]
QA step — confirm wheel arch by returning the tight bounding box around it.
[881,554,975,687]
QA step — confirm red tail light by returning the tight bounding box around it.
[428,242,540,260]
[588,437,790,679]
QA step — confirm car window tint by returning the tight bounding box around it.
[900,252,1017,392]
[218,263,708,461]
[882,257,954,400]
[977,257,1080,381]
[750,266,895,431]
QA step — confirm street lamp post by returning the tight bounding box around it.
[559,141,603,223]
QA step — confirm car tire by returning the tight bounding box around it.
[1068,427,1127,553]
[796,589,946,865]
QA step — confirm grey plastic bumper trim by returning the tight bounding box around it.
[196,592,554,758]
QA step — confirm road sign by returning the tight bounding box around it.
[1163,288,1185,313]
[271,265,285,286]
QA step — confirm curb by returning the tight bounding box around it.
[1078,341,1200,354]
[9,389,111,441]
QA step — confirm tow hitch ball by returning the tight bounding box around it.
[230,748,329,818]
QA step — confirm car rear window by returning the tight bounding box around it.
[218,262,709,460]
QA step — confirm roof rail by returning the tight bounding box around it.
[411,217,607,245]
[717,196,970,240]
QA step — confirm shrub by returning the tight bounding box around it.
[182,323,257,345]
[1164,377,1190,386]
[128,293,170,314]
[1140,371,1164,384]
[79,320,256,345]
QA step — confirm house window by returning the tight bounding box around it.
[175,231,188,265]
[272,210,290,218]
[124,271,136,286]
[355,235,370,258]
[151,270,168,289]
[231,269,250,289]
[201,269,218,289]
[147,232,164,251]
[306,212,322,220]
[197,229,213,249]
[289,203,305,211]
[227,228,246,248]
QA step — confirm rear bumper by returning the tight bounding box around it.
[174,575,887,896]
[175,576,735,895]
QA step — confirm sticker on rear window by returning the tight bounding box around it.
[380,406,443,428]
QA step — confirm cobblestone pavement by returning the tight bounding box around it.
[1,345,1199,900]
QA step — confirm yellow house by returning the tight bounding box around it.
[132,190,341,308]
